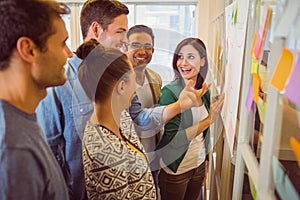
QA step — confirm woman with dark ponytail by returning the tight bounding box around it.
[77,40,156,199]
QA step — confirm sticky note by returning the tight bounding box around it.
[290,137,300,168]
[254,35,264,60]
[251,56,259,74]
[233,3,238,24]
[253,74,260,103]
[246,83,254,113]
[272,157,300,200]
[257,97,266,124]
[248,176,256,199]
[284,53,300,105]
[270,48,294,92]
[250,33,258,56]
[259,5,272,38]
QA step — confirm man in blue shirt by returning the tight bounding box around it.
[36,0,209,199]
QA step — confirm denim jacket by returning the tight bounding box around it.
[36,54,165,200]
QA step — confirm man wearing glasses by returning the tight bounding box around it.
[126,25,162,198]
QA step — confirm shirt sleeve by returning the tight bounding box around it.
[0,149,45,199]
[128,93,165,132]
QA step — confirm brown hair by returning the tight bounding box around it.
[80,0,129,40]
[0,0,70,70]
[78,44,132,103]
[76,39,100,59]
[172,37,208,90]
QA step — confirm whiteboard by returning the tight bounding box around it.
[221,0,250,155]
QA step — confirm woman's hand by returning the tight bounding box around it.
[178,80,211,111]
[208,94,225,124]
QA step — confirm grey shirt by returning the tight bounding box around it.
[0,100,68,200]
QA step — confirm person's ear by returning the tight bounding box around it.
[116,80,126,95]
[200,57,206,67]
[16,37,36,63]
[91,21,104,39]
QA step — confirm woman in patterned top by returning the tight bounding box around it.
[77,40,156,199]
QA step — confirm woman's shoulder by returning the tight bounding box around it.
[162,79,182,93]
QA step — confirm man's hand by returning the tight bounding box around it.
[178,80,211,112]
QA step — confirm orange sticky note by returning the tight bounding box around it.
[290,137,300,168]
[270,48,294,92]
[250,33,258,56]
[253,74,260,103]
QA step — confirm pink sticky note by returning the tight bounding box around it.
[284,53,300,105]
[254,35,264,60]
[259,5,271,38]
[246,83,254,112]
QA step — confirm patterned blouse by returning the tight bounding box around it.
[82,111,156,199]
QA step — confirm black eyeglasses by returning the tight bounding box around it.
[126,42,153,50]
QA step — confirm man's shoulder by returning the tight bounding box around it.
[0,104,43,149]
[145,68,161,80]
[65,54,82,77]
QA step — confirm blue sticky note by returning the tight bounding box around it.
[272,157,299,200]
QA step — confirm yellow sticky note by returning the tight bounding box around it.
[290,137,300,168]
[257,97,266,124]
[251,56,259,74]
[270,48,294,92]
[253,74,260,103]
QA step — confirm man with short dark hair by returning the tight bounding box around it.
[0,0,72,199]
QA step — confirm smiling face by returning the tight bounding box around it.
[98,14,128,50]
[176,44,205,82]
[126,32,154,69]
[33,16,72,89]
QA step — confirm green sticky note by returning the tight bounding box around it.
[233,4,238,24]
